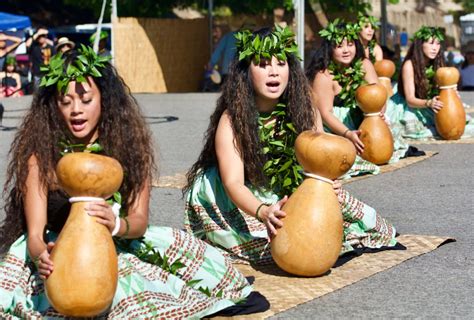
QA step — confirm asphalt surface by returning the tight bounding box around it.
[1,92,473,319]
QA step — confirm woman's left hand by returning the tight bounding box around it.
[85,200,117,233]
[379,111,391,126]
[332,180,342,195]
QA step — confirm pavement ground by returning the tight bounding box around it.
[0,92,473,319]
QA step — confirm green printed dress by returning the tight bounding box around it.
[0,193,252,319]
[386,84,474,139]
[185,167,397,265]
[184,113,397,265]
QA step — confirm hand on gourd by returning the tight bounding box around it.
[85,200,117,234]
[332,180,342,195]
[261,196,288,238]
[429,96,443,113]
[36,242,55,280]
[346,130,364,154]
[379,111,391,126]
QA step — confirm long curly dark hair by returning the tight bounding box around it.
[1,49,156,252]
[398,36,445,99]
[305,36,365,82]
[183,27,315,195]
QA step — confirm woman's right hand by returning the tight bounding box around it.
[260,196,288,238]
[35,242,55,280]
[430,96,443,113]
[346,130,364,154]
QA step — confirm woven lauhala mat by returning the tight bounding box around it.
[223,234,453,320]
[152,172,187,189]
[343,151,437,185]
[152,152,437,189]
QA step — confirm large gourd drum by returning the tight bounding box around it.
[374,59,396,97]
[434,67,466,140]
[45,153,123,317]
[271,131,356,276]
[356,83,394,165]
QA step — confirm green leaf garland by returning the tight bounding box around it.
[258,103,302,198]
[319,19,361,45]
[235,24,300,64]
[425,65,439,99]
[328,59,367,109]
[40,44,111,93]
[413,26,444,42]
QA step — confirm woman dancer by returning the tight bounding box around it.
[0,56,23,98]
[184,26,397,266]
[306,20,409,178]
[387,26,474,139]
[0,47,266,318]
[357,13,383,63]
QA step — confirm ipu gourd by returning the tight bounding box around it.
[271,131,356,276]
[374,59,396,97]
[355,83,394,165]
[434,67,466,140]
[45,153,123,317]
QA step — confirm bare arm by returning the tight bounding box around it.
[312,71,364,153]
[362,58,379,84]
[216,111,287,236]
[23,155,55,279]
[374,44,384,62]
[86,178,150,239]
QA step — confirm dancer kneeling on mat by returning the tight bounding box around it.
[0,46,268,318]
[184,26,398,267]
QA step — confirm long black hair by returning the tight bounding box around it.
[306,32,365,82]
[398,35,445,99]
[184,27,315,195]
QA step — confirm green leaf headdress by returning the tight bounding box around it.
[319,19,361,45]
[235,24,300,64]
[40,44,111,93]
[413,26,445,42]
[357,12,379,30]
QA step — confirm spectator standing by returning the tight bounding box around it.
[90,30,111,57]
[0,33,22,70]
[460,41,474,91]
[26,28,55,87]
[55,37,75,54]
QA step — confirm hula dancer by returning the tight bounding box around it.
[386,26,474,139]
[184,26,397,266]
[357,13,383,63]
[0,46,268,318]
[306,20,411,178]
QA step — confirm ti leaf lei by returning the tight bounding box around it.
[425,65,439,99]
[357,13,380,30]
[319,19,361,45]
[58,139,231,300]
[413,26,445,42]
[235,24,300,64]
[328,59,367,109]
[40,44,111,93]
[259,103,302,198]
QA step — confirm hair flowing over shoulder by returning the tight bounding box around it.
[398,37,445,99]
[305,38,365,82]
[184,27,315,196]
[1,50,156,252]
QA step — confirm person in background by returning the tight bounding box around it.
[357,13,383,63]
[89,30,111,57]
[460,41,474,91]
[26,28,55,87]
[0,32,22,70]
[55,37,75,54]
[0,56,23,98]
